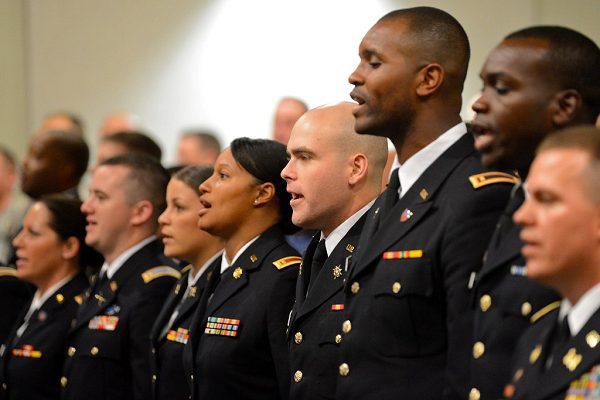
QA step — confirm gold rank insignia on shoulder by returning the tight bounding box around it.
[530,301,561,323]
[469,171,520,189]
[382,250,423,260]
[181,264,193,274]
[272,256,302,270]
[141,266,181,283]
[0,267,17,278]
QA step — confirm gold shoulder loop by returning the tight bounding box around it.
[469,172,520,189]
[530,301,561,323]
[273,256,302,270]
[181,264,193,274]
[142,266,181,283]
[0,267,17,278]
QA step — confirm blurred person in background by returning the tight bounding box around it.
[175,130,221,166]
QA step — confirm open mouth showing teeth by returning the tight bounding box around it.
[200,199,211,208]
[290,192,303,200]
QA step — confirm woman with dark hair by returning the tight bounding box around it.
[0,195,102,400]
[150,165,223,400]
[191,138,301,400]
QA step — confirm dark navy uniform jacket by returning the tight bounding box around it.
[504,306,600,400]
[149,261,218,400]
[469,189,560,400]
[61,239,179,400]
[335,133,513,400]
[184,225,301,400]
[0,273,88,400]
[288,215,366,400]
[0,267,31,345]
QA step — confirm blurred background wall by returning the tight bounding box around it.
[1,0,598,165]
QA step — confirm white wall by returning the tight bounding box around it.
[16,0,600,165]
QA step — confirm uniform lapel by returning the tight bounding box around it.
[349,133,474,281]
[150,275,186,342]
[478,220,523,280]
[294,216,364,322]
[535,310,600,399]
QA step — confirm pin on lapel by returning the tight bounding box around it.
[189,286,197,298]
[529,344,542,364]
[420,189,429,200]
[587,330,600,348]
[110,281,118,292]
[400,208,413,222]
[563,348,582,371]
[250,254,258,262]
[95,293,106,305]
[233,267,243,279]
[333,265,342,279]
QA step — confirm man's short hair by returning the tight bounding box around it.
[101,131,162,162]
[99,154,170,222]
[182,130,222,155]
[505,26,600,121]
[47,130,90,182]
[44,112,85,136]
[380,6,470,89]
[538,125,600,203]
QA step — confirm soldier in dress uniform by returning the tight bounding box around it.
[0,196,102,400]
[150,166,223,400]
[504,126,600,399]
[336,7,514,399]
[184,138,301,400]
[468,26,600,400]
[61,154,180,400]
[281,102,388,400]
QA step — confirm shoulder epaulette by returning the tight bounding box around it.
[530,301,561,323]
[469,172,520,189]
[0,267,17,278]
[181,264,193,274]
[273,256,302,270]
[141,266,181,283]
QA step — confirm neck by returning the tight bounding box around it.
[393,114,461,164]
[191,241,224,273]
[103,230,154,264]
[223,213,279,264]
[36,264,77,297]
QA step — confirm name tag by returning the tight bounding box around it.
[89,315,119,331]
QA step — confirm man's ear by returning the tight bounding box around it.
[130,200,154,226]
[348,154,369,186]
[551,89,583,127]
[415,64,444,97]
[254,182,276,206]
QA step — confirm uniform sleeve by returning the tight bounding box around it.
[128,276,177,400]
[266,263,299,400]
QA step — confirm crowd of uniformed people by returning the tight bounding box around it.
[0,6,599,400]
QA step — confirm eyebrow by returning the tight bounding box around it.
[289,146,315,156]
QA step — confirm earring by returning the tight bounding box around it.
[254,200,259,205]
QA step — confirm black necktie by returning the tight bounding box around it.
[383,168,400,215]
[546,316,571,370]
[493,184,525,248]
[309,239,327,286]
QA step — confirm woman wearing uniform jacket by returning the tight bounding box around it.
[150,165,223,400]
[0,195,102,400]
[189,138,301,400]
